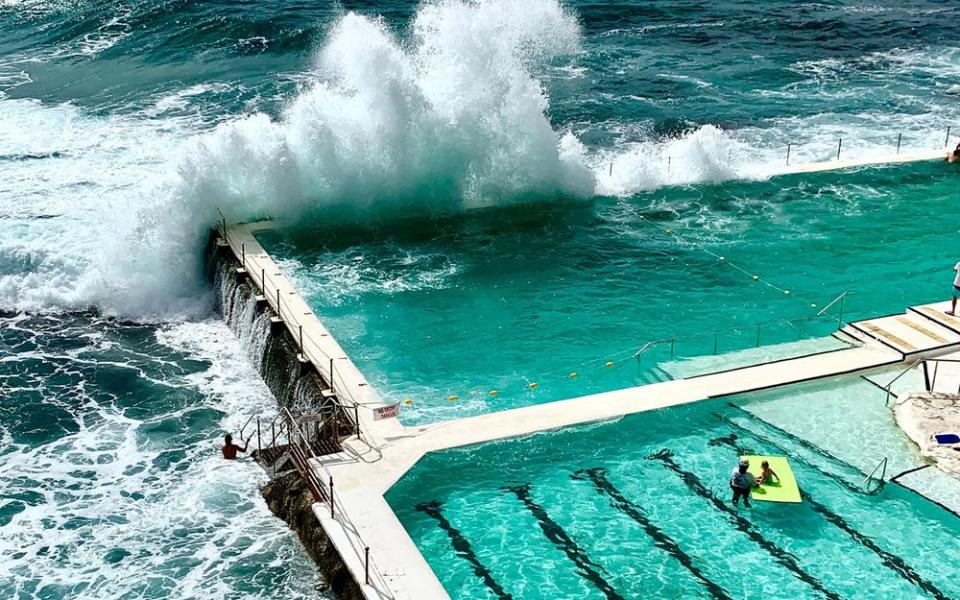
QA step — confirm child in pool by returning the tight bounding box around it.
[757,460,779,485]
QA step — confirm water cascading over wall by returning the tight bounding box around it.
[207,234,327,413]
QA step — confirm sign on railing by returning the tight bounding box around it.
[373,403,400,420]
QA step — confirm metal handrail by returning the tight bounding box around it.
[862,456,887,493]
[633,302,849,363]
[771,126,956,165]
[281,406,394,598]
[883,358,923,406]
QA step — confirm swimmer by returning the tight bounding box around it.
[730,459,756,507]
[947,142,960,163]
[221,434,248,460]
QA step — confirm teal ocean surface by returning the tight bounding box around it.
[2,0,960,597]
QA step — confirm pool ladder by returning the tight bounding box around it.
[861,457,888,495]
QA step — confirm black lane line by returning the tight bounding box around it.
[415,501,514,600]
[713,415,867,495]
[645,449,842,600]
[711,438,953,600]
[572,467,733,600]
[725,403,862,471]
[503,483,625,600]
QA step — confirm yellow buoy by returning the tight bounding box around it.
[448,394,458,402]
[403,399,413,406]
[569,372,578,379]
[605,361,615,368]
[528,382,538,390]
[489,390,498,397]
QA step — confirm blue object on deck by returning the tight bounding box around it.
[934,434,960,444]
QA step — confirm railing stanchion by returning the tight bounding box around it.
[329,358,335,393]
[667,156,672,175]
[946,126,952,148]
[836,137,842,160]
[276,288,281,314]
[713,333,719,355]
[256,417,261,451]
[365,547,370,585]
[785,143,791,166]
[355,405,361,440]
[272,421,276,447]
[261,268,265,290]
[755,324,761,347]
[669,338,675,359]
[241,242,245,268]
[299,325,304,354]
[329,477,335,519]
[896,132,902,155]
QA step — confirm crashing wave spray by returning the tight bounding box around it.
[91,0,594,317]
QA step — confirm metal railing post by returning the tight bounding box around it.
[667,156,671,174]
[836,137,842,160]
[329,477,335,519]
[896,133,902,155]
[785,143,791,166]
[837,293,845,328]
[355,405,360,440]
[713,333,719,355]
[299,325,304,353]
[276,288,280,315]
[755,324,761,347]
[946,126,952,148]
[271,421,276,447]
[669,339,675,359]
[329,358,335,393]
[256,417,261,450]
[241,242,245,268]
[365,547,370,585]
[261,268,265,289]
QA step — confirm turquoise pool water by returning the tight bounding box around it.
[259,160,959,424]
[386,373,960,600]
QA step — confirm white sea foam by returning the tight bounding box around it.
[0,318,324,599]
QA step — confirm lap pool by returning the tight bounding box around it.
[258,161,960,425]
[384,372,960,600]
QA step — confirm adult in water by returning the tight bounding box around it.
[947,142,960,164]
[730,459,756,507]
[949,260,960,316]
[221,434,248,460]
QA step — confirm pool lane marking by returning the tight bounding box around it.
[503,483,625,600]
[714,414,867,495]
[645,449,842,600]
[723,404,868,477]
[415,501,514,600]
[712,439,953,600]
[571,467,734,600]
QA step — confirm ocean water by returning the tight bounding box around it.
[3,0,960,597]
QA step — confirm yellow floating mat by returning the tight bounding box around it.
[741,455,802,503]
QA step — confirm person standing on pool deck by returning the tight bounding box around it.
[730,459,756,507]
[949,260,960,316]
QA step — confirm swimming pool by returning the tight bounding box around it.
[259,161,958,425]
[385,372,960,600]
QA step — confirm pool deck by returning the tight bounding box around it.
[219,148,960,600]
